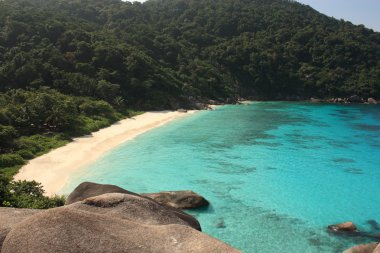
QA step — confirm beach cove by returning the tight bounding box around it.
[14,110,197,196]
[59,102,380,253]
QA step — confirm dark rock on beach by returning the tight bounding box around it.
[65,181,137,204]
[347,95,364,103]
[343,242,380,253]
[2,193,240,253]
[0,208,42,249]
[142,190,209,210]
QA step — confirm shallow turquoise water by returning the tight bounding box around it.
[62,102,380,253]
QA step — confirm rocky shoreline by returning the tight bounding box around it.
[186,95,379,110]
[0,182,237,253]
[1,182,380,252]
[310,95,378,105]
[327,221,380,253]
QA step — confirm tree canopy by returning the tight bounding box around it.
[0,0,379,187]
[0,0,379,105]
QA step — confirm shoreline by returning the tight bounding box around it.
[14,110,198,196]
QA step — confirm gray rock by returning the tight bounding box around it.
[310,98,322,103]
[368,98,378,104]
[2,195,240,253]
[142,190,209,209]
[0,208,42,249]
[343,242,379,253]
[68,193,201,231]
[65,182,137,204]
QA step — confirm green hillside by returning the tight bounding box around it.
[0,0,379,180]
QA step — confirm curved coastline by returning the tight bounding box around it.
[14,110,197,196]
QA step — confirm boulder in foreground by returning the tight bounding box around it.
[142,190,209,209]
[0,208,42,249]
[69,192,202,231]
[343,243,379,253]
[2,193,240,253]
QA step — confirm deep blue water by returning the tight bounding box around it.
[61,102,380,253]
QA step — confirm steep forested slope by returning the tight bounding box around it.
[0,0,380,178]
[1,0,380,104]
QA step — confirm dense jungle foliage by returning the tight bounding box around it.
[0,0,379,206]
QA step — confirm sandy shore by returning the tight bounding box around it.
[14,111,197,196]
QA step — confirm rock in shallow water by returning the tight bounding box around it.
[328,221,357,233]
[2,193,239,253]
[142,190,209,209]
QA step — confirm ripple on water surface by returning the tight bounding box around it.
[62,102,380,253]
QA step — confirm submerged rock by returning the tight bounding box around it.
[368,220,380,231]
[0,208,42,249]
[65,182,137,204]
[2,193,239,253]
[142,190,209,209]
[328,221,357,233]
[343,242,379,253]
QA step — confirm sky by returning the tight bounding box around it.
[296,0,380,31]
[131,0,380,32]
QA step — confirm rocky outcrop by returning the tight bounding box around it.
[0,208,42,249]
[142,190,209,209]
[328,221,357,233]
[313,96,379,104]
[343,243,379,253]
[69,193,202,231]
[65,182,137,204]
[2,193,240,253]
[66,182,210,210]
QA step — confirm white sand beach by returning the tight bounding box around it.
[14,111,197,196]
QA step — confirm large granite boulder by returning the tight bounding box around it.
[65,182,136,204]
[142,190,209,209]
[343,243,379,253]
[2,194,240,253]
[0,208,42,249]
[328,221,357,233]
[68,193,201,231]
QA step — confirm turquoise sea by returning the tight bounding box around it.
[61,102,380,253]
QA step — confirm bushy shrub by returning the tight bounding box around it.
[0,154,25,168]
[0,177,65,209]
[79,100,115,118]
